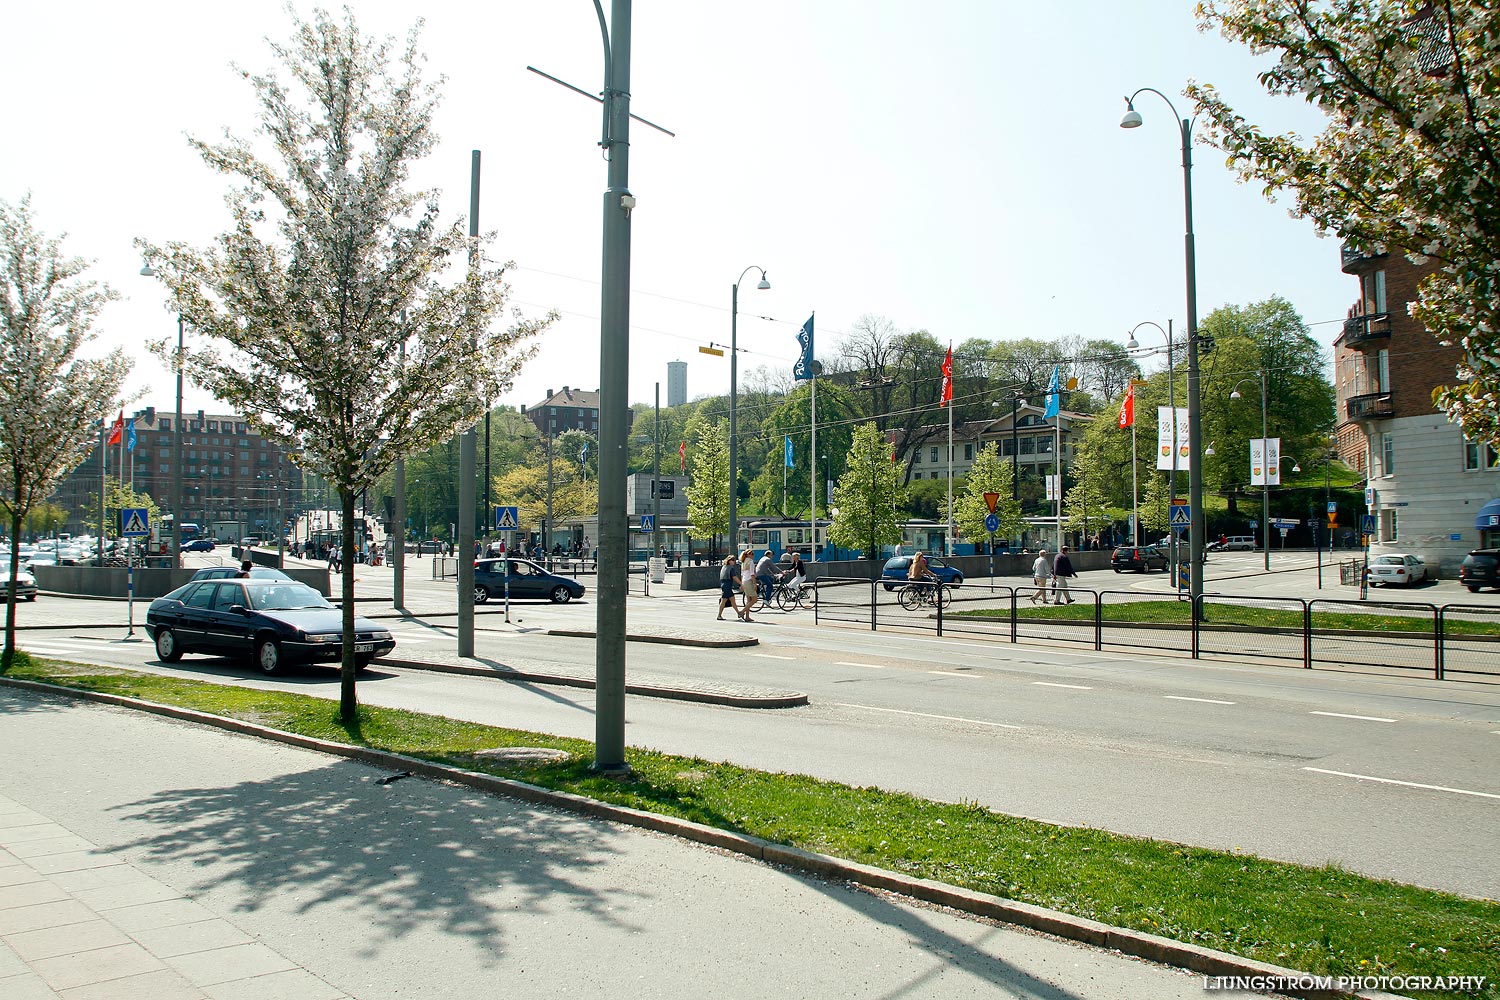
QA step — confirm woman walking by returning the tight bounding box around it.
[739,549,759,617]
[717,554,748,621]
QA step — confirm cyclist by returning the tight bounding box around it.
[910,550,936,588]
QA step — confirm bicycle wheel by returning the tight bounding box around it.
[897,586,920,611]
[776,587,796,612]
[935,585,953,610]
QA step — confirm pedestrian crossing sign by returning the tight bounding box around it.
[639,515,655,532]
[1169,505,1191,528]
[495,506,519,531]
[120,507,150,537]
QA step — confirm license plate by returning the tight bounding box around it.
[354,643,374,653]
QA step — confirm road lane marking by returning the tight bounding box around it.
[1032,681,1092,690]
[836,661,886,669]
[835,703,1022,729]
[928,670,980,678]
[1302,767,1500,801]
[1165,695,1236,705]
[1310,711,1396,723]
[752,653,795,660]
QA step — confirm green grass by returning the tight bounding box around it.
[952,600,1500,636]
[3,652,1496,996]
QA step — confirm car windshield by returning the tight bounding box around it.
[249,583,332,611]
[1373,556,1406,566]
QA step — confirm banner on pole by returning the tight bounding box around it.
[1250,437,1281,485]
[1155,407,1189,471]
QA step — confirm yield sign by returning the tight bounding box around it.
[983,492,1000,514]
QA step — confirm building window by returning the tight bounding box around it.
[207,420,218,431]
[1377,349,1390,393]
[160,418,172,431]
[913,449,922,464]
[159,464,169,473]
[1037,436,1054,454]
[1381,508,1398,543]
[1363,269,1387,315]
[1020,438,1035,455]
[1381,432,1395,476]
[913,472,922,480]
[1001,438,1015,456]
[1465,438,1500,470]
[963,444,974,461]
[929,447,938,463]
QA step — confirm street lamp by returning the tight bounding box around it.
[1121,88,1206,609]
[727,266,770,556]
[138,262,184,570]
[1229,372,1272,570]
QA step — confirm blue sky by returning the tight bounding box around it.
[2,1,1350,415]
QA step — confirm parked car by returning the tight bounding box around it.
[1208,536,1257,552]
[182,538,216,552]
[1111,545,1168,572]
[0,562,38,601]
[1459,548,1500,593]
[880,554,964,591]
[1367,553,1427,587]
[473,558,586,603]
[190,566,295,582]
[146,578,393,675]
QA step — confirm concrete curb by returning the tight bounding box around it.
[544,627,758,649]
[0,676,1402,1000]
[375,656,808,709]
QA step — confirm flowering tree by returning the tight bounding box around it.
[829,422,908,559]
[1189,1,1500,444]
[686,420,730,556]
[139,11,550,720]
[0,196,131,670]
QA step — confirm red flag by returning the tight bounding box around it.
[679,440,687,473]
[1118,383,1135,428]
[106,410,124,446]
[940,346,953,406]
[886,430,898,463]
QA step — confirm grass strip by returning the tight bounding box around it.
[5,652,1496,997]
[954,599,1499,636]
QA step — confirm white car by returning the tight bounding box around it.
[1367,553,1427,587]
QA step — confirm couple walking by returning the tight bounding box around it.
[1029,546,1077,604]
[717,549,779,622]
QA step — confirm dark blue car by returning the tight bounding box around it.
[473,558,586,604]
[881,555,964,592]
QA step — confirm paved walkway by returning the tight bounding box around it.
[0,689,1214,1000]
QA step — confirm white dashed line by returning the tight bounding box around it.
[1302,768,1500,801]
[1165,695,1236,705]
[835,703,1022,729]
[1310,711,1396,723]
[751,653,795,660]
[928,670,980,678]
[1032,681,1092,690]
[836,661,886,669]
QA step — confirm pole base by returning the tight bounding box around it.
[589,761,635,781]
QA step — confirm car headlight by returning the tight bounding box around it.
[369,630,392,641]
[302,632,341,643]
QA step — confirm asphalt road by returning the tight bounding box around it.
[11,552,1500,900]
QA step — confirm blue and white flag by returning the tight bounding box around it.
[1043,366,1061,420]
[126,418,137,452]
[784,435,795,469]
[792,314,816,381]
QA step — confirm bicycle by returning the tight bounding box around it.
[897,579,950,611]
[771,577,810,611]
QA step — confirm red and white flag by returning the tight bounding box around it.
[679,440,687,473]
[940,346,953,406]
[1118,383,1135,428]
[105,411,125,446]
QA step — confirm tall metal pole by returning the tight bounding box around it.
[810,372,818,559]
[545,432,554,558]
[1168,319,1178,576]
[98,423,106,565]
[729,280,740,553]
[946,386,954,557]
[653,382,661,560]
[595,0,633,773]
[1260,369,1270,571]
[1179,116,1206,610]
[457,149,480,658]
[170,316,184,569]
[393,331,406,608]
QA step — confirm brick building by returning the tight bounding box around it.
[1333,246,1499,570]
[52,407,304,541]
[520,385,633,438]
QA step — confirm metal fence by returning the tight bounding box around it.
[810,577,1500,683]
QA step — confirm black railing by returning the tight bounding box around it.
[1339,312,1392,348]
[1340,242,1387,274]
[1346,391,1394,420]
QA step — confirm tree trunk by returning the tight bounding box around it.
[2,508,21,673]
[338,487,358,723]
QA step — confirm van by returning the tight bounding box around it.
[1216,536,1257,551]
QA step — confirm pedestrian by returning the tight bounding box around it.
[1030,549,1052,604]
[739,549,758,615]
[235,559,253,578]
[754,549,778,607]
[717,554,746,621]
[1052,545,1076,604]
[785,551,807,597]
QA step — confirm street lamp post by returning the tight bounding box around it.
[139,263,184,570]
[1229,372,1271,570]
[727,266,770,556]
[1122,88,1205,610]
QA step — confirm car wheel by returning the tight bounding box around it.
[951,576,963,588]
[255,636,283,676]
[1113,568,1121,573]
[24,593,35,602]
[1467,585,1480,593]
[550,585,572,604]
[154,628,182,663]
[354,654,373,673]
[473,586,489,605]
[882,583,894,592]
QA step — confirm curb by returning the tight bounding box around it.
[376,657,807,709]
[0,675,1394,1000]
[544,627,758,649]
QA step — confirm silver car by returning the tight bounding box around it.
[0,562,38,601]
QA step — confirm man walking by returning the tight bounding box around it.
[1052,545,1076,605]
[1030,549,1052,604]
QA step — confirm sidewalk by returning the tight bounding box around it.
[0,689,1212,1000]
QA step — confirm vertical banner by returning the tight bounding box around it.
[1155,407,1190,471]
[1250,437,1281,485]
[792,314,815,381]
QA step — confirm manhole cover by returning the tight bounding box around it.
[475,747,572,765]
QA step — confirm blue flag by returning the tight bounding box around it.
[792,314,815,381]
[126,418,137,452]
[784,436,795,469]
[1043,366,1061,420]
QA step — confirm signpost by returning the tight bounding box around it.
[121,508,150,637]
[495,506,519,620]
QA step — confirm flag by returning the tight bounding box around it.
[792,314,816,381]
[1118,383,1135,428]
[784,435,795,469]
[1043,366,1061,420]
[940,345,953,406]
[887,430,898,463]
[126,418,137,451]
[106,411,124,446]
[679,440,687,473]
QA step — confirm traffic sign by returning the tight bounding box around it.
[983,492,1000,514]
[1249,520,1258,530]
[1361,514,1376,533]
[984,512,1000,534]
[639,515,655,533]
[1365,487,1376,506]
[495,506,519,531]
[1327,501,1337,514]
[1169,505,1191,529]
[120,508,150,537]
[1271,518,1300,529]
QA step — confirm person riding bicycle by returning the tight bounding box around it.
[910,550,937,588]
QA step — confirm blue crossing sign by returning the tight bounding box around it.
[984,513,1000,534]
[120,508,150,537]
[638,515,655,533]
[495,506,519,531]
[1169,505,1191,532]
[1361,514,1376,534]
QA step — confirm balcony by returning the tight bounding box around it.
[1338,311,1392,349]
[1341,241,1387,275]
[1346,391,1394,420]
